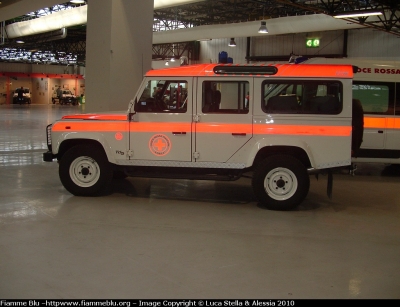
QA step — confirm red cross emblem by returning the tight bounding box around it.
[149,134,171,156]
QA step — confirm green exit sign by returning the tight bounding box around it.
[306,38,320,48]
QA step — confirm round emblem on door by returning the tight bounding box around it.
[115,132,123,141]
[149,134,171,156]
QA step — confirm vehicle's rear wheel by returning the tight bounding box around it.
[252,155,310,211]
[59,145,113,196]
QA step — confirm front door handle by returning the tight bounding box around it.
[172,132,186,135]
[232,133,246,136]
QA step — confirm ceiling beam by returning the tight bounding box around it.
[0,0,65,21]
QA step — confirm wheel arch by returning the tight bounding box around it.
[251,145,312,170]
[57,138,109,162]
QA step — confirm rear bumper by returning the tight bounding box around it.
[13,97,30,103]
[62,97,77,104]
[43,151,56,162]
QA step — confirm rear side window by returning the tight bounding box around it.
[352,81,395,115]
[262,80,343,114]
[202,81,249,114]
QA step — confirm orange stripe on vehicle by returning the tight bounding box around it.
[145,63,354,78]
[387,118,400,129]
[253,124,351,136]
[53,121,192,132]
[53,121,351,136]
[129,122,192,132]
[196,123,252,134]
[196,123,350,136]
[52,121,128,132]
[364,117,386,129]
[364,117,400,129]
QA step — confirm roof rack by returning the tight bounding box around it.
[213,65,278,75]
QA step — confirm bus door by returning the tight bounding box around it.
[352,81,395,150]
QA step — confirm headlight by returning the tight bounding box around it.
[46,124,52,151]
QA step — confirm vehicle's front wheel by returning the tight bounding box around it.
[59,145,113,196]
[252,155,310,211]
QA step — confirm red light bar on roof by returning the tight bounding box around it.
[213,65,278,75]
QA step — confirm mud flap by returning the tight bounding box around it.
[327,169,333,199]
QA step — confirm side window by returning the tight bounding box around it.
[352,82,394,115]
[262,80,342,115]
[135,80,188,113]
[202,81,249,114]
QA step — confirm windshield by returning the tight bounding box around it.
[15,88,29,93]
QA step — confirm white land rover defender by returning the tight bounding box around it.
[13,87,31,104]
[43,63,363,211]
[52,89,78,105]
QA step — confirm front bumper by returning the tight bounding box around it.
[44,124,54,162]
[63,97,77,104]
[13,97,29,103]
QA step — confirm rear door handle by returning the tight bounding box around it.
[378,130,384,134]
[172,132,186,135]
[232,133,246,136]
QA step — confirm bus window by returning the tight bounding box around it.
[352,81,395,115]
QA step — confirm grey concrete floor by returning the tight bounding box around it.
[0,104,399,299]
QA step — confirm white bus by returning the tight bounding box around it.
[305,58,400,165]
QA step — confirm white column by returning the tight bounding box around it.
[85,0,153,112]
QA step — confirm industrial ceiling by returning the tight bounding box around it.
[0,0,399,65]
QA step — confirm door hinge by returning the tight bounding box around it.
[127,150,133,157]
[193,152,200,159]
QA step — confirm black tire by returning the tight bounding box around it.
[113,170,128,180]
[252,155,310,211]
[59,145,113,196]
[352,99,364,156]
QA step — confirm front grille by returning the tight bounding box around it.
[46,124,52,151]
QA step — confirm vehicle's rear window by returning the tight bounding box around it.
[262,80,343,115]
